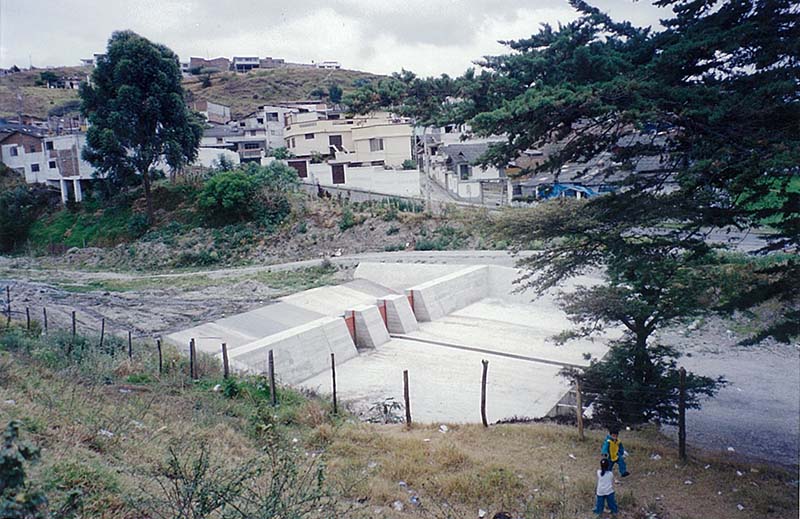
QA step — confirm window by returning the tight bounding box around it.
[9,147,18,157]
[369,138,384,152]
[31,163,40,172]
[304,133,314,140]
[49,161,57,169]
[29,145,36,152]
[244,142,260,150]
[459,164,471,180]
[216,137,223,143]
[266,112,279,122]
[250,130,257,136]
[45,141,54,150]
[239,122,246,127]
[256,118,264,124]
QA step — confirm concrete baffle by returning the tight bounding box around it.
[379,294,418,333]
[350,304,390,349]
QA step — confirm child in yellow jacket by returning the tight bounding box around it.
[601,426,630,477]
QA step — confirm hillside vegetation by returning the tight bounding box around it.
[0,66,379,120]
[185,67,380,119]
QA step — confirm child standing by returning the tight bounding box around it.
[601,426,630,477]
[594,458,618,517]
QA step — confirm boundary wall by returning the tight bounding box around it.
[226,316,357,384]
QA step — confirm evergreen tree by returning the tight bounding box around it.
[80,31,204,222]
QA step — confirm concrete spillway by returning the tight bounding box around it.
[168,261,614,422]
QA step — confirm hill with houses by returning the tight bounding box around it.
[0,65,379,121]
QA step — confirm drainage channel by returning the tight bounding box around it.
[389,334,584,369]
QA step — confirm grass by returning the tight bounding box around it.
[0,322,796,519]
[27,204,134,250]
[52,263,339,294]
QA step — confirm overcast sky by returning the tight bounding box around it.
[0,0,669,76]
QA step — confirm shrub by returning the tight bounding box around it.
[198,171,258,224]
[402,159,417,170]
[339,207,356,231]
[0,186,41,252]
[270,147,293,160]
[0,421,49,519]
[127,212,150,238]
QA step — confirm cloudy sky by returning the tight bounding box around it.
[0,0,669,76]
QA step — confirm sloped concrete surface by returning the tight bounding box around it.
[407,265,489,321]
[380,294,418,333]
[351,304,390,349]
[226,316,357,384]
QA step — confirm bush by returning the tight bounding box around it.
[339,207,356,231]
[270,147,293,160]
[402,159,417,170]
[0,186,41,252]
[198,171,259,224]
[127,212,150,238]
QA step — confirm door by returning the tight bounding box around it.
[328,134,343,150]
[287,160,308,178]
[331,163,345,184]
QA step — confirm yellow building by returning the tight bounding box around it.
[284,111,412,168]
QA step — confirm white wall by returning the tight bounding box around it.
[304,163,421,197]
[195,148,241,167]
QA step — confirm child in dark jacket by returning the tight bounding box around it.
[601,426,630,477]
[594,458,618,516]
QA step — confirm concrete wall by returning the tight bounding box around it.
[196,148,241,167]
[407,265,490,321]
[354,262,464,293]
[379,294,418,333]
[351,305,390,349]
[226,316,358,384]
[303,163,420,197]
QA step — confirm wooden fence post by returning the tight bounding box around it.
[481,359,489,428]
[576,379,585,441]
[156,339,163,375]
[403,369,411,427]
[42,307,47,335]
[99,318,105,348]
[5,286,9,316]
[268,349,277,406]
[330,353,337,415]
[679,367,687,461]
[25,307,30,331]
[222,343,230,379]
[189,338,196,380]
[127,331,133,360]
[71,311,76,339]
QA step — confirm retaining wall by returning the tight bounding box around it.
[350,304,390,348]
[406,265,490,321]
[379,294,419,333]
[225,316,357,384]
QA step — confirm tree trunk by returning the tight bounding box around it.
[141,166,154,223]
[633,329,653,385]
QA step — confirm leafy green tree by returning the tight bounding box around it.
[496,199,729,424]
[80,31,204,223]
[38,71,59,87]
[353,0,799,341]
[328,84,343,104]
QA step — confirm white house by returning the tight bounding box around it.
[0,127,99,203]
